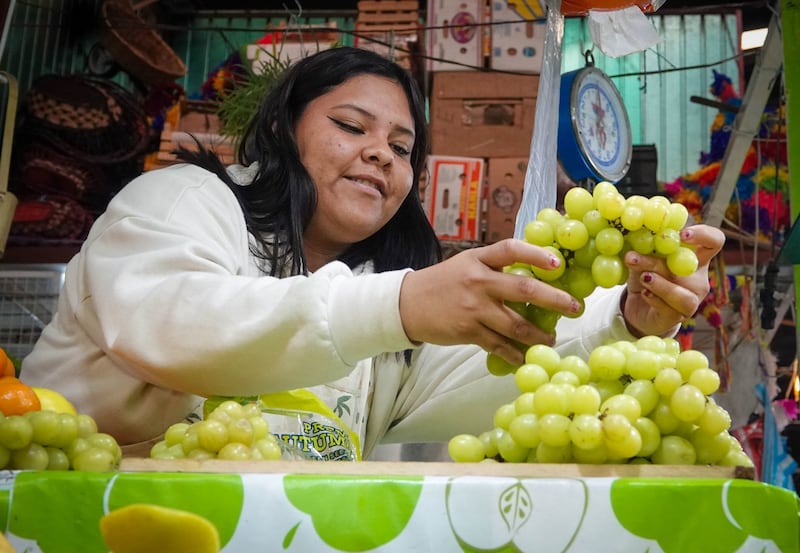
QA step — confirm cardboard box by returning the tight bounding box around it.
[484,157,528,243]
[423,155,484,241]
[426,0,488,72]
[490,1,546,73]
[430,71,538,158]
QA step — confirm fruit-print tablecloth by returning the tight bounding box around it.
[1,467,797,553]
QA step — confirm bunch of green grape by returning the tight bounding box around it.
[150,399,283,461]
[488,182,698,377]
[0,410,121,471]
[451,337,754,467]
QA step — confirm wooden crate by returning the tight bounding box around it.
[355,1,422,69]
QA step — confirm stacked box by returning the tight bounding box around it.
[423,155,484,241]
[354,1,422,69]
[484,157,527,243]
[426,0,488,72]
[489,1,546,73]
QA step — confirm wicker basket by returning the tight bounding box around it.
[99,0,187,86]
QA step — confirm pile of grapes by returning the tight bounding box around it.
[150,400,283,461]
[451,337,753,466]
[0,410,121,471]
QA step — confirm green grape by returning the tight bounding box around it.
[606,426,642,459]
[625,227,655,255]
[666,246,699,277]
[187,448,215,460]
[11,442,50,470]
[550,370,581,388]
[533,383,570,416]
[45,446,71,471]
[582,209,611,237]
[149,441,171,459]
[227,417,255,446]
[665,202,689,230]
[601,394,642,423]
[595,227,625,256]
[563,186,595,220]
[524,344,561,375]
[653,367,683,397]
[241,402,262,419]
[536,207,565,231]
[625,349,661,381]
[595,192,625,221]
[525,305,560,334]
[592,180,617,198]
[493,403,517,430]
[523,220,555,246]
[642,197,669,231]
[696,402,732,435]
[636,335,667,353]
[591,379,625,404]
[610,339,638,356]
[570,384,602,415]
[670,384,707,422]
[591,254,624,289]
[602,413,633,442]
[486,352,518,377]
[573,238,599,268]
[76,414,98,438]
[653,228,681,256]
[555,219,590,251]
[504,264,534,278]
[571,441,608,464]
[479,430,499,458]
[495,429,529,462]
[559,355,591,384]
[254,438,282,460]
[633,417,661,457]
[562,266,596,300]
[651,435,696,465]
[0,444,9,469]
[72,447,117,471]
[51,414,80,449]
[249,415,270,441]
[514,363,550,393]
[688,367,721,395]
[650,399,681,435]
[87,433,122,463]
[588,345,626,381]
[213,400,246,420]
[531,246,566,281]
[619,204,644,231]
[181,425,201,455]
[448,434,486,463]
[0,415,33,450]
[662,337,682,357]
[66,437,91,462]
[569,414,603,450]
[217,442,252,461]
[196,420,229,453]
[719,448,755,468]
[690,429,731,465]
[508,413,541,448]
[513,392,536,415]
[676,349,710,380]
[535,442,572,463]
[28,410,62,447]
[623,379,659,416]
[537,413,572,447]
[164,422,190,446]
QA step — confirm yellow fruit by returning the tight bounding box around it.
[31,387,77,415]
[100,504,220,553]
[0,532,16,553]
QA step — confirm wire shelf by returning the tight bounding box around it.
[0,265,64,360]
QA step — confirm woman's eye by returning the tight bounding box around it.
[392,144,411,157]
[330,118,363,134]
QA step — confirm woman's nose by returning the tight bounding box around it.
[363,143,394,167]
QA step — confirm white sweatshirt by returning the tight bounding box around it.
[21,164,637,458]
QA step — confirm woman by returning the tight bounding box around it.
[21,47,723,459]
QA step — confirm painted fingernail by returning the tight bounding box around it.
[549,255,561,268]
[643,272,654,284]
[628,254,640,265]
[681,229,693,240]
[570,299,582,313]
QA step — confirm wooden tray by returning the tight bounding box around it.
[120,458,756,480]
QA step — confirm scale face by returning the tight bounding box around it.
[558,64,632,184]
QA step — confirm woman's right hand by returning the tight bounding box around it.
[398,239,581,366]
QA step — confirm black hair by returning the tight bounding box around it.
[177,47,441,277]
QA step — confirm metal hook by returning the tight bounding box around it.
[584,49,595,67]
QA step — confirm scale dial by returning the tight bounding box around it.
[559,65,632,184]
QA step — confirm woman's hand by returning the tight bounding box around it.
[621,224,725,338]
[399,239,581,366]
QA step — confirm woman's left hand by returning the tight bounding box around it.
[621,224,725,338]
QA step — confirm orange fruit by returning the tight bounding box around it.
[0,349,15,378]
[0,377,41,416]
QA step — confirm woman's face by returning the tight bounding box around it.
[295,74,416,266]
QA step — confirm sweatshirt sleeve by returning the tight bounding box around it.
[73,166,416,397]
